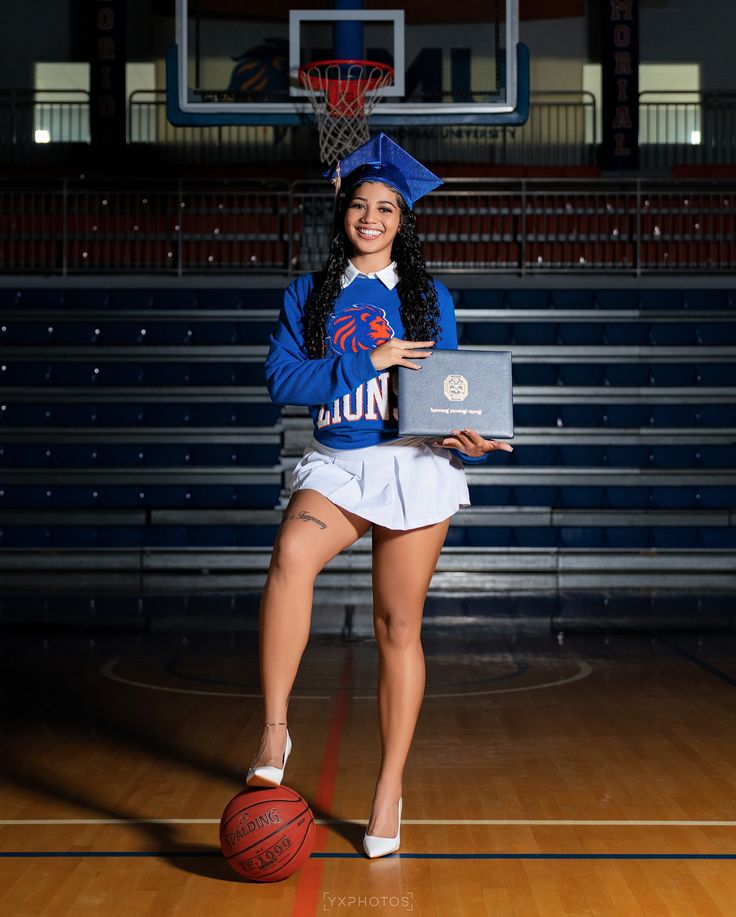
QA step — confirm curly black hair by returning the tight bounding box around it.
[302,182,442,358]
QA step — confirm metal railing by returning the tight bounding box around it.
[127,90,598,168]
[639,90,736,169]
[2,176,736,276]
[0,89,90,150]
[4,86,736,170]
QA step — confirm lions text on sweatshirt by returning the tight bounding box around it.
[264,263,489,464]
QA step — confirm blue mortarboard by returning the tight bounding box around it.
[324,132,443,209]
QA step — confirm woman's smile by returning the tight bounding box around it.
[344,181,401,269]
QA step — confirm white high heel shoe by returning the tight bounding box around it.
[246,722,292,787]
[363,797,402,859]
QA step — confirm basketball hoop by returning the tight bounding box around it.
[298,59,394,165]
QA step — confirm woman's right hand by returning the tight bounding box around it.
[369,337,435,371]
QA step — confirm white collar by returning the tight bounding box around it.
[341,260,399,290]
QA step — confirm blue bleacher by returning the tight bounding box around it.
[143,364,191,385]
[605,363,650,386]
[558,323,604,345]
[151,290,198,309]
[63,290,113,309]
[512,321,556,344]
[462,322,511,344]
[698,404,736,427]
[606,487,651,509]
[604,405,651,426]
[595,290,639,309]
[649,323,697,345]
[606,527,651,548]
[559,486,606,508]
[604,322,649,345]
[652,527,699,548]
[558,364,605,385]
[512,364,557,384]
[699,487,736,508]
[1,284,733,559]
[649,405,698,426]
[559,446,605,466]
[606,446,650,467]
[560,405,605,426]
[651,487,699,509]
[106,290,155,309]
[638,291,682,310]
[696,322,736,345]
[682,290,732,310]
[698,445,736,467]
[550,290,596,309]
[506,290,550,309]
[462,290,505,309]
[649,364,697,385]
[697,364,734,385]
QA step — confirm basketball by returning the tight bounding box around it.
[219,786,316,882]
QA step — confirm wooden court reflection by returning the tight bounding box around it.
[2,623,736,916]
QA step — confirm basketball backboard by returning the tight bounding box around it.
[168,0,528,127]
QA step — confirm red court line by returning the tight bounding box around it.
[291,647,354,917]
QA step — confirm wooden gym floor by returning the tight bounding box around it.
[2,613,736,916]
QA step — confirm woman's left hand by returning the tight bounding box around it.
[433,428,514,457]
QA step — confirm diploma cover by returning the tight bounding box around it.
[397,349,514,439]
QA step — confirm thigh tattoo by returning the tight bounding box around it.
[283,509,328,530]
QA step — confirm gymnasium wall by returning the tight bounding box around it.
[0,1,735,94]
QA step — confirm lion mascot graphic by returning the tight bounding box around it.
[327,303,395,354]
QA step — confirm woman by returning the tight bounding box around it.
[247,133,512,858]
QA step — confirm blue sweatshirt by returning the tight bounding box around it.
[264,271,489,463]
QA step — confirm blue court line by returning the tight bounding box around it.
[2,851,736,861]
[657,637,736,690]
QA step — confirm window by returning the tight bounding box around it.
[582,63,701,146]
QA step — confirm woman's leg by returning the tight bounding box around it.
[367,516,451,836]
[250,488,372,770]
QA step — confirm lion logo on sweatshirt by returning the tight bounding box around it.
[327,303,394,354]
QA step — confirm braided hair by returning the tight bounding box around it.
[302,181,441,359]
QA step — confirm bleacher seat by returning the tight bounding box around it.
[604,322,649,345]
[650,405,698,426]
[550,290,596,309]
[698,446,736,467]
[559,405,605,426]
[595,290,638,309]
[639,291,682,310]
[1,283,733,567]
[651,487,699,509]
[649,364,697,385]
[558,323,604,345]
[558,364,605,385]
[696,322,736,345]
[682,290,732,310]
[649,323,697,345]
[697,364,734,385]
[513,364,557,384]
[606,487,651,509]
[606,527,651,548]
[604,363,649,386]
[512,321,556,344]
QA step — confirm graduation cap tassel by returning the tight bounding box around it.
[331,160,342,222]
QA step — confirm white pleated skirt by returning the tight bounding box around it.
[289,435,471,530]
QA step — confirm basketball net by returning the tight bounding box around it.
[298,60,394,165]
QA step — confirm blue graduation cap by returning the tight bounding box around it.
[324,132,443,209]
